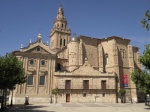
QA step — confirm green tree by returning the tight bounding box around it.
[131,69,150,95]
[52,88,58,103]
[139,45,150,70]
[119,88,126,103]
[0,53,26,110]
[131,45,150,95]
[52,88,58,95]
[141,10,150,30]
[131,45,150,104]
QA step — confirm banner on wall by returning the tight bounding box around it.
[122,74,128,87]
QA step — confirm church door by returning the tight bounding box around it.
[66,93,70,102]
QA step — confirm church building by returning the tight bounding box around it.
[13,5,141,104]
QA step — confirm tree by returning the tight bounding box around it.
[131,69,150,95]
[139,45,150,70]
[131,45,150,105]
[52,88,58,103]
[0,53,26,110]
[52,88,58,95]
[131,44,150,95]
[119,88,126,103]
[141,10,150,30]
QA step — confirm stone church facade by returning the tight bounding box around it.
[12,5,141,104]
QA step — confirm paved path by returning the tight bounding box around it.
[7,103,150,112]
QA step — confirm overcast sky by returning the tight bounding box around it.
[0,0,150,55]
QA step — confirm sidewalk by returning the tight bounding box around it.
[5,102,150,112]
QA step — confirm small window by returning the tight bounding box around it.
[27,75,33,85]
[29,59,34,65]
[37,47,40,51]
[60,38,62,46]
[105,54,108,65]
[40,76,45,85]
[65,80,71,89]
[63,39,66,46]
[101,80,106,89]
[41,60,46,66]
[83,80,89,89]
[56,63,61,71]
[62,24,63,28]
[120,49,126,58]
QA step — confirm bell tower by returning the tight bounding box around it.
[50,5,71,50]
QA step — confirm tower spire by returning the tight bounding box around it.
[56,5,66,21]
[49,5,71,50]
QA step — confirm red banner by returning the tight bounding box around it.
[122,74,128,87]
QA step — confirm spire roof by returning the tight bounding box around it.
[56,5,66,21]
[58,5,64,14]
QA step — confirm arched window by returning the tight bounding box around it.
[105,54,108,65]
[63,39,66,46]
[120,49,126,58]
[62,24,63,28]
[60,38,62,46]
[56,63,61,71]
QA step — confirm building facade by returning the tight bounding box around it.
[13,5,141,104]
